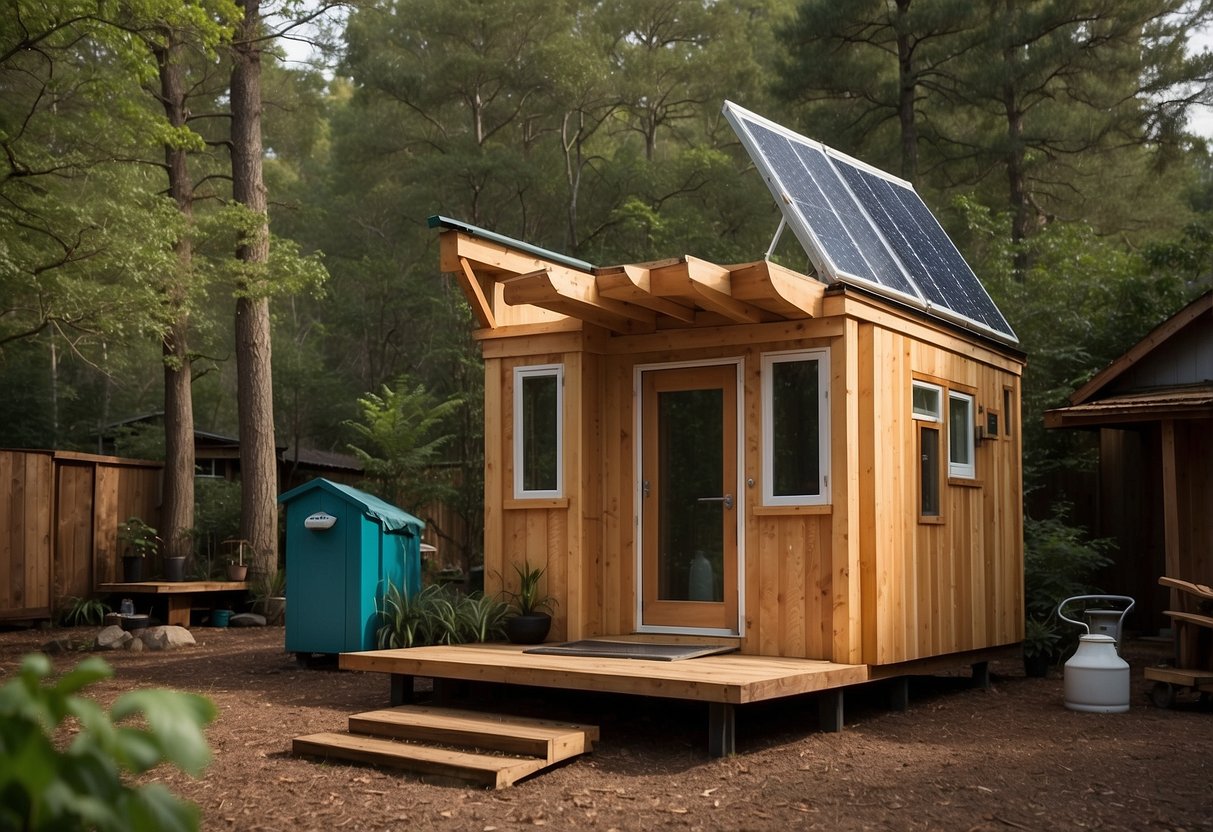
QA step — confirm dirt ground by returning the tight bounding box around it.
[1,625,1209,832]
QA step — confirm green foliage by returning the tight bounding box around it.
[193,479,242,567]
[1021,616,1063,660]
[345,379,464,510]
[375,583,510,648]
[58,597,111,628]
[504,561,557,617]
[1024,503,1114,623]
[117,518,159,559]
[0,653,215,832]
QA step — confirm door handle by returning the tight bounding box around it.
[697,494,734,510]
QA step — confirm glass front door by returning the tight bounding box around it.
[640,364,738,632]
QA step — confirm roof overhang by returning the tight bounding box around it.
[1044,384,1213,429]
[437,221,826,335]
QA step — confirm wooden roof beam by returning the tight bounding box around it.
[729,261,825,319]
[440,230,569,279]
[650,257,774,324]
[502,267,656,334]
[596,264,697,323]
[456,256,496,329]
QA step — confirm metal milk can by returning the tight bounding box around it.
[1057,594,1135,713]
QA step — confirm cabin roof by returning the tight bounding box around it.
[1045,291,1213,429]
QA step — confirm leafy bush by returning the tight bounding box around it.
[376,583,510,649]
[0,653,215,832]
[58,596,111,627]
[1023,503,1115,657]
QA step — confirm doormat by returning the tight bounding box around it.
[523,640,738,661]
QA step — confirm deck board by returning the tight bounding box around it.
[340,643,869,704]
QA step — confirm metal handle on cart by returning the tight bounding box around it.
[1056,594,1135,634]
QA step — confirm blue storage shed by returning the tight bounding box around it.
[279,478,424,657]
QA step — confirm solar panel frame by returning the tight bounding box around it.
[723,101,1017,345]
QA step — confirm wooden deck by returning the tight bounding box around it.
[340,643,870,756]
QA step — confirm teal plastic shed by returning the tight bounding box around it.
[278,478,423,658]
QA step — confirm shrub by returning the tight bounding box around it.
[376,583,510,648]
[58,596,111,627]
[0,653,215,832]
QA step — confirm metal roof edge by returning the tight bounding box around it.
[427,215,595,272]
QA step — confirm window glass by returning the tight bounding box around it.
[514,366,563,496]
[948,392,975,478]
[920,426,940,517]
[912,382,942,421]
[762,350,829,505]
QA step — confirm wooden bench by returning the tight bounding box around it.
[97,581,248,627]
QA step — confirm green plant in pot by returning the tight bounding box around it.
[502,561,557,645]
[250,569,286,625]
[224,539,250,582]
[117,517,159,583]
[1022,616,1063,677]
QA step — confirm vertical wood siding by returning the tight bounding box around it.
[0,450,161,619]
[479,299,1024,665]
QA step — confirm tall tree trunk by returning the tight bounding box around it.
[231,0,278,577]
[157,30,195,564]
[894,0,918,182]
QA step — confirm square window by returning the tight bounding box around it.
[513,365,563,498]
[762,350,829,505]
[912,382,942,421]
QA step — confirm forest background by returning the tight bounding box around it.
[3,0,1212,578]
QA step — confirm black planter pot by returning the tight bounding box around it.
[505,613,552,645]
[122,555,145,583]
[163,556,186,582]
[1023,653,1052,678]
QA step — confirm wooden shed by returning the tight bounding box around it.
[440,214,1024,669]
[429,105,1026,672]
[1044,291,1213,632]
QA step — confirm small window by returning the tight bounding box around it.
[920,425,940,518]
[762,350,830,505]
[513,364,563,498]
[912,381,942,421]
[948,391,975,479]
[1003,387,1013,437]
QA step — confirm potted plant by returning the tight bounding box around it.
[250,569,286,625]
[117,517,158,583]
[502,561,557,645]
[162,528,192,583]
[224,539,249,582]
[1022,616,1062,677]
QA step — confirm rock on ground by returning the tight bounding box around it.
[140,626,196,650]
[95,625,133,650]
[229,613,266,627]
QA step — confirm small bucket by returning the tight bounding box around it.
[211,609,231,628]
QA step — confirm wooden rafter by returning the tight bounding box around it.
[729,261,824,319]
[649,257,773,324]
[457,257,497,329]
[596,265,697,323]
[502,267,656,334]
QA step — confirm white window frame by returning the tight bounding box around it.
[948,390,976,479]
[761,349,830,506]
[912,381,943,422]
[513,364,564,499]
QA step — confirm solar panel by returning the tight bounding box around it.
[723,101,1017,344]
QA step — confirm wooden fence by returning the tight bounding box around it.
[1,450,162,621]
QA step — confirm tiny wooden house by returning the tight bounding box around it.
[443,105,1025,669]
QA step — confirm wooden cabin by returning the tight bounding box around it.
[437,211,1025,669]
[1044,291,1213,632]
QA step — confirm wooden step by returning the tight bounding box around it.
[347,705,599,761]
[293,706,600,788]
[292,732,550,788]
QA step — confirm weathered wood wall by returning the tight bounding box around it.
[0,450,161,620]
